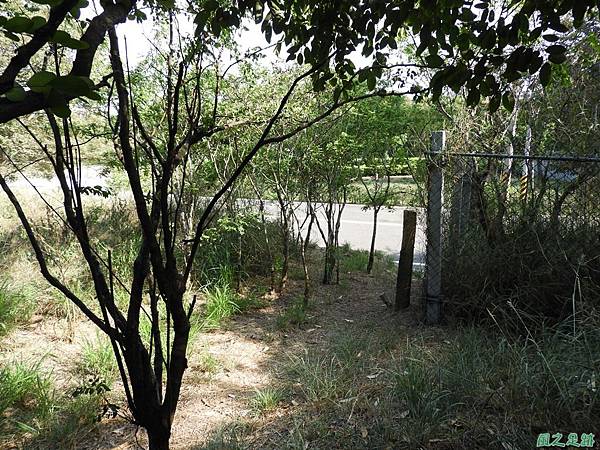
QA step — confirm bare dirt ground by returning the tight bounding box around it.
[2,265,432,450]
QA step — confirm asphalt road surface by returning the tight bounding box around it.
[241,199,426,267]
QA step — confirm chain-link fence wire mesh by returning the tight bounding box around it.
[425,150,600,325]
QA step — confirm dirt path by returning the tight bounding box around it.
[2,267,425,449]
[167,273,421,449]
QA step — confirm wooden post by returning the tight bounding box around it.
[395,209,417,310]
[425,131,445,324]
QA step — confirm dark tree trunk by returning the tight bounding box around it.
[147,426,171,450]
[301,213,314,308]
[322,243,335,284]
[280,211,290,292]
[367,207,379,274]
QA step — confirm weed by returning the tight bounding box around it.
[339,246,369,272]
[197,351,221,379]
[275,298,308,330]
[202,284,241,329]
[285,351,350,403]
[392,356,453,445]
[0,361,54,425]
[195,420,252,450]
[33,394,102,448]
[76,334,118,383]
[250,387,282,414]
[0,360,114,448]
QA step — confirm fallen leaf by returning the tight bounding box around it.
[361,426,368,438]
[399,410,409,419]
[344,319,354,323]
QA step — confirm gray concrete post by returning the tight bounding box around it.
[425,131,445,324]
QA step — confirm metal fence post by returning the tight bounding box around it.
[425,131,445,324]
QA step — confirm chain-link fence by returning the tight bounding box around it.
[424,133,600,325]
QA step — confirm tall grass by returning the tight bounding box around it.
[0,280,36,337]
[202,284,242,329]
[76,334,118,384]
[390,324,600,448]
[0,360,109,448]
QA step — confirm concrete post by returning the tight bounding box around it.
[425,131,445,324]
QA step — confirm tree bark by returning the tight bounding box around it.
[367,207,379,274]
[147,425,171,450]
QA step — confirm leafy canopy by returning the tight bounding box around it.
[0,0,598,121]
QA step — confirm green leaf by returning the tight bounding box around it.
[367,72,376,91]
[4,16,32,33]
[488,94,501,113]
[69,0,88,18]
[26,70,56,91]
[50,103,71,118]
[466,88,480,106]
[50,75,92,96]
[51,30,89,50]
[31,0,63,6]
[539,62,552,87]
[3,31,20,41]
[546,44,566,54]
[5,85,26,102]
[29,16,46,31]
[425,54,444,68]
[549,52,566,64]
[84,91,101,101]
[542,34,559,42]
[502,92,515,112]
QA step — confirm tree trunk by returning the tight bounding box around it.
[279,208,290,292]
[367,207,379,274]
[322,243,335,284]
[147,426,171,450]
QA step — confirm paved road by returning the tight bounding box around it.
[241,199,426,267]
[6,168,426,265]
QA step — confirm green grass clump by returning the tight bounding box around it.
[197,351,221,379]
[202,285,242,329]
[388,325,600,448]
[250,387,283,414]
[76,335,118,384]
[285,351,350,403]
[0,360,111,448]
[0,361,54,426]
[339,246,369,272]
[275,298,308,330]
[200,284,263,330]
[0,280,36,337]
